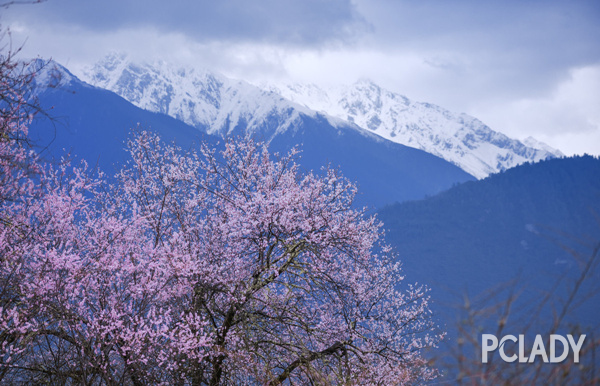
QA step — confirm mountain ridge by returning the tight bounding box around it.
[262,79,563,178]
[80,53,562,178]
[29,59,475,208]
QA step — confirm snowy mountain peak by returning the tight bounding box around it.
[23,59,77,90]
[82,55,562,179]
[82,54,313,139]
[263,81,563,178]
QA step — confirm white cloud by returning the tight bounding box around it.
[470,65,600,156]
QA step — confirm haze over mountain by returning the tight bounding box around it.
[81,53,562,179]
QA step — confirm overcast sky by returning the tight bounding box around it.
[2,0,599,155]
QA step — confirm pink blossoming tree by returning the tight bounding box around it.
[0,46,441,385]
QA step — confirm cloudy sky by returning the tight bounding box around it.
[3,0,599,155]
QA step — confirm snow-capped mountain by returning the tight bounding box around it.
[261,81,563,178]
[33,59,476,208]
[82,54,562,179]
[82,53,322,141]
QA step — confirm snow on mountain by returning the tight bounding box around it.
[81,53,320,140]
[261,80,564,179]
[522,136,562,155]
[23,59,77,90]
[82,54,562,179]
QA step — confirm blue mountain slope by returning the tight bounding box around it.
[269,114,476,208]
[30,82,211,174]
[29,73,475,208]
[379,156,600,335]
